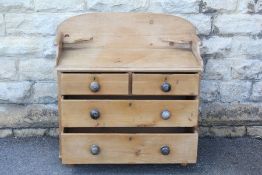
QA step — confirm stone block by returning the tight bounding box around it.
[251,81,262,102]
[0,81,31,103]
[87,0,150,12]
[160,0,200,14]
[13,128,47,137]
[32,82,57,103]
[208,126,246,137]
[203,59,231,80]
[237,0,262,13]
[200,80,219,102]
[0,36,55,58]
[200,0,238,13]
[0,129,13,138]
[0,104,58,128]
[0,59,17,80]
[178,14,211,35]
[35,0,85,12]
[200,102,262,126]
[214,14,262,34]
[6,13,79,35]
[0,0,33,12]
[19,59,55,81]
[247,126,262,137]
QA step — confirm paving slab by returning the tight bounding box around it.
[0,137,261,175]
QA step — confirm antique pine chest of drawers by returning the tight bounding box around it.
[55,13,203,164]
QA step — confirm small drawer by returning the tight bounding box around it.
[132,74,199,95]
[61,100,199,127]
[61,132,198,164]
[60,73,129,95]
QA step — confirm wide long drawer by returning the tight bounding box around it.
[132,74,199,95]
[61,132,198,164]
[60,73,129,95]
[61,100,199,127]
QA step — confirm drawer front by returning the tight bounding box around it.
[61,133,198,164]
[61,100,199,127]
[60,73,129,95]
[132,74,199,95]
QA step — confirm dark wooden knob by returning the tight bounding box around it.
[90,109,100,120]
[89,81,100,92]
[161,82,171,92]
[160,145,170,155]
[90,144,100,155]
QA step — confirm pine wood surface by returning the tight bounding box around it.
[61,132,198,164]
[61,99,199,127]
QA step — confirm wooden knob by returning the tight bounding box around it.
[161,82,171,92]
[90,144,100,155]
[89,81,100,92]
[160,145,170,155]
[90,109,100,120]
[161,110,171,120]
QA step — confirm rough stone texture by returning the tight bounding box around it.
[220,81,251,103]
[178,14,211,35]
[32,82,57,104]
[251,81,262,101]
[0,59,17,80]
[35,0,85,12]
[0,82,31,103]
[231,36,262,57]
[0,36,55,58]
[19,59,55,81]
[13,128,47,137]
[46,128,59,137]
[0,129,13,138]
[247,126,262,137]
[200,102,262,126]
[237,0,262,13]
[231,59,262,80]
[160,0,200,14]
[202,36,262,57]
[200,0,238,13]
[87,0,150,12]
[201,36,233,56]
[0,0,34,12]
[215,14,262,34]
[0,104,58,128]
[6,13,79,35]
[203,59,231,80]
[200,126,246,137]
[0,0,261,137]
[0,14,4,36]
[200,80,219,102]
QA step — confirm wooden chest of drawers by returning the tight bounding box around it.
[56,13,203,164]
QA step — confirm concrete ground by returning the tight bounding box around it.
[0,137,261,175]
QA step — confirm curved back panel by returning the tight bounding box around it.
[57,13,197,37]
[55,13,202,71]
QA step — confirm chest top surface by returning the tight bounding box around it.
[55,13,203,72]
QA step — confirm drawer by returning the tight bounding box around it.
[61,100,199,127]
[60,73,129,95]
[132,74,199,95]
[61,132,198,164]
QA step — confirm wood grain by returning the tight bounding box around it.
[57,48,201,72]
[57,13,197,36]
[61,132,198,164]
[132,74,199,95]
[55,13,203,72]
[60,73,129,95]
[57,13,202,164]
[61,100,199,127]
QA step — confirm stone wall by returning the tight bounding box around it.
[0,0,262,138]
